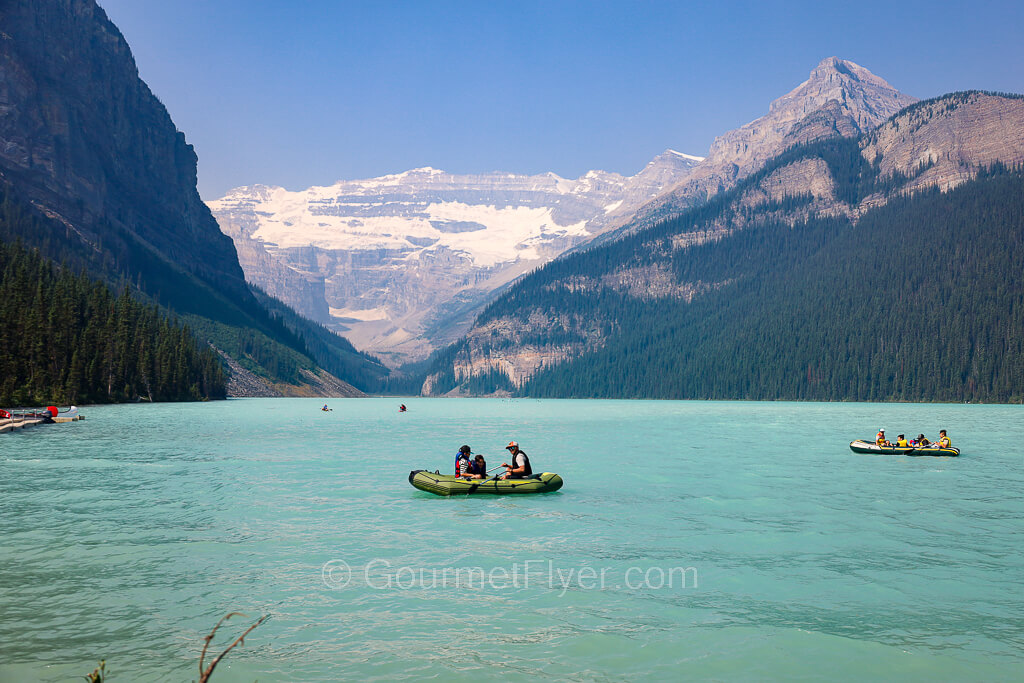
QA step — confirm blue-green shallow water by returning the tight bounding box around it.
[1,398,1022,682]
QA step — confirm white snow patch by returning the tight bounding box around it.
[330,306,389,321]
[236,189,590,268]
[667,149,706,162]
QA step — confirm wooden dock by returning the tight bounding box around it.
[0,413,84,433]
[0,418,45,433]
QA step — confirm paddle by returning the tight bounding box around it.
[459,464,502,481]
[466,467,506,493]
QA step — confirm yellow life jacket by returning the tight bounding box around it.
[876,432,886,445]
[896,438,908,447]
[938,436,951,448]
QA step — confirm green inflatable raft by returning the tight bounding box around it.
[849,440,959,457]
[408,470,564,496]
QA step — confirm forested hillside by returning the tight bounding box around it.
[420,133,1024,402]
[0,240,225,405]
[419,90,1024,401]
[250,287,390,392]
[521,167,1024,402]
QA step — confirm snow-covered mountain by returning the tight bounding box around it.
[208,150,702,365]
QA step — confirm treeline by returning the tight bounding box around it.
[250,287,391,392]
[522,167,1024,402]
[0,241,225,405]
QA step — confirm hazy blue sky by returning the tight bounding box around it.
[97,0,1024,199]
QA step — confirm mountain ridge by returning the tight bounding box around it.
[608,57,918,237]
[208,57,916,371]
[422,89,1024,397]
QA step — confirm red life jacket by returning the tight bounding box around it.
[455,452,470,476]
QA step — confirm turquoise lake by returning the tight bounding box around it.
[1,398,1022,682]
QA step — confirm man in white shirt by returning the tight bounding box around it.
[501,441,533,479]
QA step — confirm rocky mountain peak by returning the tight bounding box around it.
[616,57,917,230]
[768,57,915,131]
[627,150,704,191]
[806,56,894,91]
[718,57,915,165]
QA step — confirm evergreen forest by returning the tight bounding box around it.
[518,167,1024,402]
[0,240,225,405]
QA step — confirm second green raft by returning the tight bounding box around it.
[409,470,564,496]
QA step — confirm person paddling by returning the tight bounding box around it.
[501,441,532,480]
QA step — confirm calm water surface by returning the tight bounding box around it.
[1,398,1022,681]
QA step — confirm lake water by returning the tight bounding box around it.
[1,398,1022,682]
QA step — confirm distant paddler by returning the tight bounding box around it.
[399,404,407,412]
[321,404,332,412]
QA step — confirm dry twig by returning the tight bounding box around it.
[83,660,106,682]
[198,612,268,683]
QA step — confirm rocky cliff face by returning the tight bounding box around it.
[0,0,247,296]
[730,91,1024,221]
[620,57,917,231]
[0,0,372,397]
[862,92,1024,193]
[208,151,703,365]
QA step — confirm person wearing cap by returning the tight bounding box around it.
[500,441,532,479]
[913,434,930,447]
[875,429,891,447]
[455,445,473,477]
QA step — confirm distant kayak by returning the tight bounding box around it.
[849,440,959,457]
[408,470,564,496]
